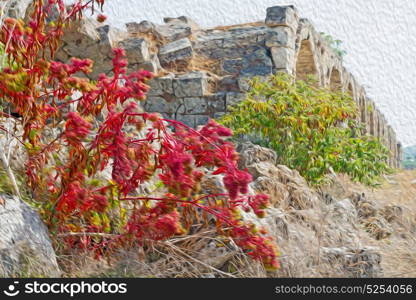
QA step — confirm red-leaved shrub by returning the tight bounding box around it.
[0,0,279,269]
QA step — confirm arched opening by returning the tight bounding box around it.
[368,102,375,135]
[295,39,318,82]
[329,68,342,91]
[359,96,367,134]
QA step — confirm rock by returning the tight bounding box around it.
[332,198,357,223]
[265,5,299,32]
[0,194,60,277]
[183,97,208,114]
[153,17,198,43]
[137,54,161,73]
[59,19,125,79]
[159,38,193,70]
[270,47,295,74]
[241,47,273,76]
[148,73,175,96]
[118,38,150,64]
[4,0,32,18]
[173,71,209,97]
[144,96,181,114]
[321,247,383,278]
[176,114,209,128]
[265,27,295,48]
[237,142,277,169]
[206,93,227,114]
[225,92,246,108]
[222,59,243,74]
[217,76,240,92]
[251,177,289,207]
[126,21,155,34]
[163,16,200,32]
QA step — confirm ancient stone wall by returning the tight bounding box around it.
[54,5,402,168]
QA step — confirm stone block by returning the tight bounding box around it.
[207,93,227,112]
[148,73,175,96]
[270,47,295,74]
[163,16,200,31]
[184,97,208,114]
[265,5,299,31]
[159,38,193,68]
[265,27,296,48]
[217,76,241,92]
[223,59,243,74]
[241,47,273,76]
[176,114,209,128]
[144,96,181,114]
[137,54,161,73]
[126,21,155,34]
[226,93,246,108]
[118,38,150,64]
[173,71,209,97]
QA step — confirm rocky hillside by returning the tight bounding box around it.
[1,141,415,277]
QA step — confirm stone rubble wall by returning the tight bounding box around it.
[41,5,402,168]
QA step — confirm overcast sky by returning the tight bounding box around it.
[98,0,416,146]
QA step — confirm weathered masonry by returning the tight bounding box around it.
[53,5,402,167]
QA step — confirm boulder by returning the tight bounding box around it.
[0,194,60,277]
[159,38,193,70]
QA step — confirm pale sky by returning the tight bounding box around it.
[97,0,416,146]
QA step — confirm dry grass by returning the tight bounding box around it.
[52,170,416,278]
[324,170,416,277]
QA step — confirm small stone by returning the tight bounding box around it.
[118,38,150,64]
[173,71,209,97]
[265,5,299,31]
[159,38,193,69]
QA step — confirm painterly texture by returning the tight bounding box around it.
[94,0,416,146]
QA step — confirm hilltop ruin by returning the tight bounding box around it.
[43,4,402,168]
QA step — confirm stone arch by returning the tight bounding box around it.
[295,39,318,81]
[359,95,367,133]
[368,100,375,135]
[329,68,342,91]
[346,80,355,99]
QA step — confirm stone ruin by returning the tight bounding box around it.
[15,3,404,167]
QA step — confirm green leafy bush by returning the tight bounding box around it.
[320,32,347,59]
[220,73,391,185]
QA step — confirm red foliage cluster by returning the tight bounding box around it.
[0,0,279,269]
